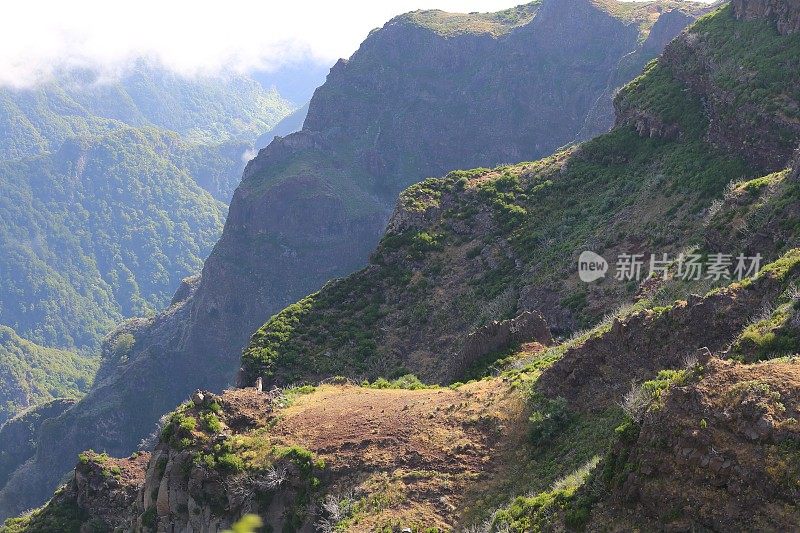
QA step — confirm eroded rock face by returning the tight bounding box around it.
[453,311,553,375]
[537,272,788,411]
[594,358,800,531]
[66,451,150,531]
[732,0,800,34]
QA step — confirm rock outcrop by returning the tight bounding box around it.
[732,0,800,34]
[538,263,795,410]
[453,311,552,374]
[593,358,800,531]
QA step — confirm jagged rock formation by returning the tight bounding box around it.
[453,311,552,376]
[732,0,800,34]
[70,451,151,530]
[591,358,800,531]
[0,0,707,519]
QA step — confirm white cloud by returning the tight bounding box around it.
[0,0,716,87]
[0,0,534,87]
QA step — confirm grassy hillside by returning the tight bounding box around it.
[0,327,97,424]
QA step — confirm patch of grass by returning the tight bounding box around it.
[527,393,571,446]
[200,412,223,434]
[363,374,434,390]
[733,302,799,361]
[1,495,89,533]
[490,457,602,532]
[463,407,623,525]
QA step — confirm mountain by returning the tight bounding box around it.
[0,66,298,427]
[0,0,711,520]
[0,65,297,349]
[236,0,800,386]
[0,127,228,352]
[4,0,797,530]
[0,64,293,160]
[0,328,97,424]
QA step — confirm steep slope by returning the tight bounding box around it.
[0,328,97,424]
[240,0,800,387]
[0,127,227,351]
[586,358,800,531]
[191,0,701,387]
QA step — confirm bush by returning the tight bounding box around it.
[200,412,222,433]
[528,394,571,445]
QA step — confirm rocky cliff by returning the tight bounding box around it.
[236,1,800,389]
[732,0,800,34]
[0,0,707,519]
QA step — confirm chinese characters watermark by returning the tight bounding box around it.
[578,251,762,283]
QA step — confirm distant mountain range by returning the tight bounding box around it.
[0,62,324,423]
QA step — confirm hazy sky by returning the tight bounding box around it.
[0,0,715,87]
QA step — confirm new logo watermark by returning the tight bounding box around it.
[578,251,762,283]
[578,251,609,282]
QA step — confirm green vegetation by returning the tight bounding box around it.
[758,248,800,282]
[0,492,88,533]
[242,62,755,387]
[0,63,295,389]
[399,2,541,37]
[467,406,623,528]
[490,460,598,532]
[362,374,433,390]
[684,5,800,151]
[527,393,571,446]
[0,126,227,351]
[223,515,263,533]
[0,326,99,423]
[0,64,292,160]
[733,301,799,362]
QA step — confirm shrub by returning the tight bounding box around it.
[217,453,245,473]
[528,394,571,445]
[200,412,223,433]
